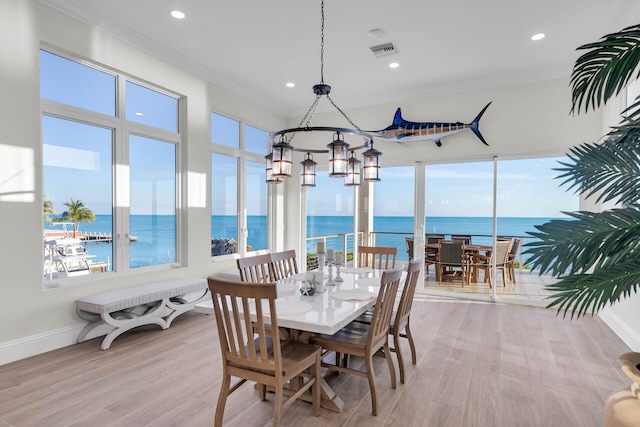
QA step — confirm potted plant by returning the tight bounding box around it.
[524,24,640,426]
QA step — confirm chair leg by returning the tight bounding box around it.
[404,323,417,365]
[393,329,406,384]
[365,354,379,416]
[384,342,396,390]
[258,383,267,400]
[273,387,284,427]
[214,375,231,427]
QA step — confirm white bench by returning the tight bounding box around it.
[76,277,208,350]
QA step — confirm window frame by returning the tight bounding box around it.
[40,47,184,284]
[210,111,270,260]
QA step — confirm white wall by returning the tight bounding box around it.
[0,0,636,364]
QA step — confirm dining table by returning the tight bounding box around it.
[194,266,402,413]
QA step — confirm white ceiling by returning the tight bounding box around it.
[40,0,640,118]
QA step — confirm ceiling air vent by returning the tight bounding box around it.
[370,42,398,58]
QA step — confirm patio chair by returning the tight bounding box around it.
[450,234,472,245]
[207,277,321,427]
[476,239,512,288]
[436,240,469,285]
[506,238,521,284]
[405,237,414,261]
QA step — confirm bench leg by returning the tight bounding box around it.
[79,291,210,350]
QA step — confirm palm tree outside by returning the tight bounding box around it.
[55,198,96,238]
[43,199,57,223]
[524,24,640,319]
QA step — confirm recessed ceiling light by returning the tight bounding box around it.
[389,62,399,69]
[171,10,186,19]
[286,82,295,88]
[531,33,545,41]
[367,28,384,39]
[135,112,144,116]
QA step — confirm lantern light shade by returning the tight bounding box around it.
[362,143,382,182]
[265,153,282,184]
[344,152,361,186]
[271,135,293,178]
[327,132,349,177]
[300,152,317,187]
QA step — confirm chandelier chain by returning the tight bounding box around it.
[327,94,363,132]
[320,0,325,84]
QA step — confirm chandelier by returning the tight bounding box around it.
[266,0,382,188]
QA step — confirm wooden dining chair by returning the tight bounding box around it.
[358,246,397,269]
[477,239,512,288]
[270,249,299,280]
[310,267,403,416]
[207,277,321,427]
[356,258,422,384]
[236,253,275,282]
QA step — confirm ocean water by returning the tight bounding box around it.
[45,215,565,267]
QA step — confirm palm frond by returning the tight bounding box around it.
[544,260,640,319]
[524,206,640,276]
[553,133,640,205]
[570,24,640,115]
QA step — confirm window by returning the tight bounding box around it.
[211,113,268,257]
[372,166,415,261]
[211,153,238,255]
[306,174,357,262]
[41,49,182,282]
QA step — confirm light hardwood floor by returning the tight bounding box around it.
[0,296,631,426]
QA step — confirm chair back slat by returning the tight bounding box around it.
[358,246,397,269]
[237,254,275,282]
[368,268,402,345]
[208,278,280,373]
[395,258,422,328]
[270,249,299,280]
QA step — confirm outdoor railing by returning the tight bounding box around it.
[306,231,531,272]
[305,232,364,270]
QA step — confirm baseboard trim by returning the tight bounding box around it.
[599,309,640,352]
[0,323,84,366]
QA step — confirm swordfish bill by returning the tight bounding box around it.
[369,102,492,147]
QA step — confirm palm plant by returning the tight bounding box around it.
[55,198,96,237]
[43,199,57,223]
[524,24,640,319]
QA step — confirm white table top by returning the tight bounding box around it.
[194,268,393,335]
